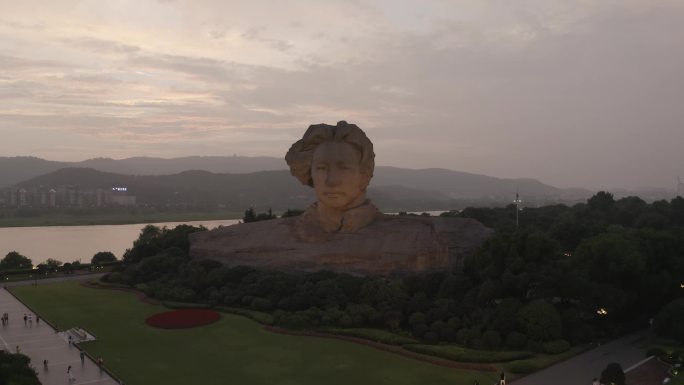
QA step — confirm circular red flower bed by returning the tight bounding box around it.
[145,309,221,329]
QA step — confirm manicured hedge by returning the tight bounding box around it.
[403,344,533,363]
[162,301,211,309]
[215,306,274,325]
[506,359,542,374]
[321,328,418,346]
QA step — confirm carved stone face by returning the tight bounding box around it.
[311,141,371,210]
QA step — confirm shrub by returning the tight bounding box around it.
[215,306,274,325]
[274,311,315,330]
[470,337,485,350]
[320,307,347,326]
[103,272,122,283]
[653,298,684,343]
[413,323,430,339]
[241,295,254,306]
[646,347,666,358]
[527,340,546,353]
[506,331,528,349]
[409,312,426,327]
[322,328,417,345]
[404,344,533,363]
[518,300,562,341]
[600,362,625,385]
[507,360,542,374]
[424,331,439,344]
[482,330,502,349]
[162,301,210,309]
[440,327,456,343]
[456,328,472,345]
[543,339,571,354]
[0,351,40,385]
[250,297,273,312]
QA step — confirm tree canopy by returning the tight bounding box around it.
[92,251,117,265]
[0,251,32,270]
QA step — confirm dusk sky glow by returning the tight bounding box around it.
[1,0,683,189]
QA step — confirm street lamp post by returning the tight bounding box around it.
[513,190,522,227]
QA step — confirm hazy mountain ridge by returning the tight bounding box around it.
[78,156,287,175]
[0,156,591,209]
[0,155,286,188]
[11,167,458,212]
[0,156,71,188]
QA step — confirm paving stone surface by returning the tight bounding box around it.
[0,286,120,385]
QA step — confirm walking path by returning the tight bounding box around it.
[0,284,119,385]
[511,330,656,385]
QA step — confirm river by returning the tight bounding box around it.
[0,219,240,265]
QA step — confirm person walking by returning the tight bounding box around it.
[27,313,32,326]
[499,371,506,385]
[23,313,27,325]
[67,365,75,382]
[68,335,72,345]
[80,350,85,364]
[43,359,48,370]
[35,314,39,325]
[15,345,20,354]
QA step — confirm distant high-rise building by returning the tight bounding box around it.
[18,188,27,207]
[48,189,56,208]
[9,189,17,206]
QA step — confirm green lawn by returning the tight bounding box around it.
[11,281,498,385]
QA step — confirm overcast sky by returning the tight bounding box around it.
[1,0,683,189]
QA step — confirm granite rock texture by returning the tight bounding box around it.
[189,215,493,276]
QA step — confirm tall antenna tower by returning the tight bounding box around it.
[513,189,522,227]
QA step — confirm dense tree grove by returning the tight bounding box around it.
[107,193,684,352]
[243,207,276,223]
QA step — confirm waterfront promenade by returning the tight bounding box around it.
[0,277,119,385]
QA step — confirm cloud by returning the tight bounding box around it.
[0,0,683,188]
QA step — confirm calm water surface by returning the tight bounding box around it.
[0,219,239,265]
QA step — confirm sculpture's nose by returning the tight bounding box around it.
[325,169,341,187]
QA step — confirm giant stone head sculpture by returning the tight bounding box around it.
[285,121,378,234]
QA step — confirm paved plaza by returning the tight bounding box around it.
[0,285,119,385]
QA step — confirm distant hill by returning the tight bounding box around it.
[0,157,71,188]
[371,166,584,200]
[0,156,592,209]
[12,166,590,212]
[0,156,286,188]
[77,156,287,175]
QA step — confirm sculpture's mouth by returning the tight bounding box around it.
[324,192,344,198]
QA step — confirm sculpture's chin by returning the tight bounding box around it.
[317,195,365,211]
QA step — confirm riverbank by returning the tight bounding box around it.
[0,209,242,227]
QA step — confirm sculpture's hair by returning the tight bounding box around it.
[285,121,375,187]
